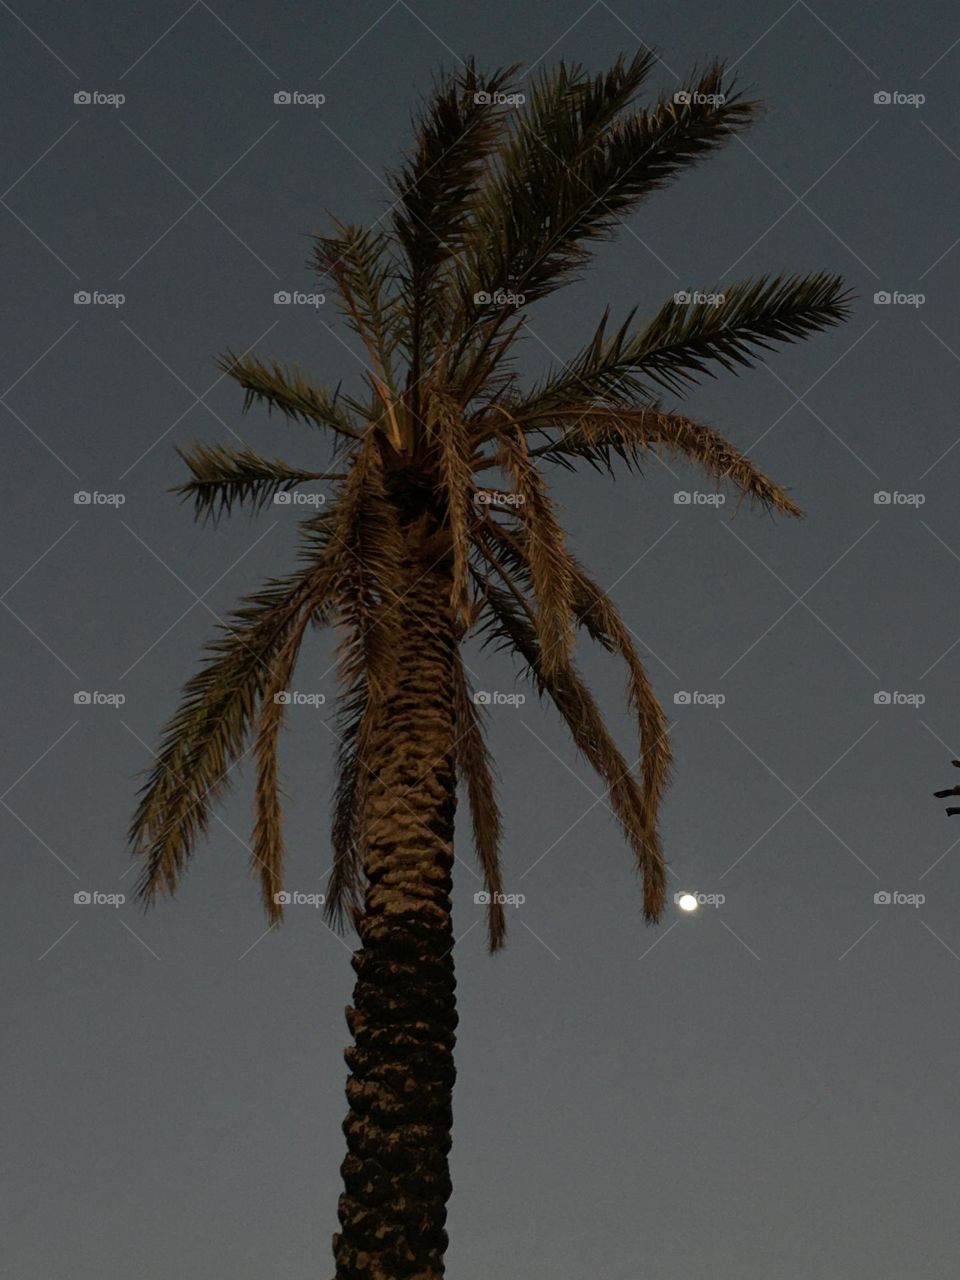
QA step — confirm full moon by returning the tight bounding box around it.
[677,893,699,913]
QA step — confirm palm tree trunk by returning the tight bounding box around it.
[333,553,459,1280]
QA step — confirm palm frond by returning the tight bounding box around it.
[527,405,803,515]
[475,517,671,874]
[458,61,753,332]
[475,574,665,921]
[389,58,521,408]
[217,351,363,441]
[313,222,405,450]
[251,606,316,922]
[453,652,506,951]
[130,554,334,905]
[432,392,476,623]
[496,426,576,678]
[174,441,344,522]
[516,274,851,412]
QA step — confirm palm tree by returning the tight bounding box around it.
[131,53,850,1279]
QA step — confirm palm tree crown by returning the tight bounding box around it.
[130,53,851,951]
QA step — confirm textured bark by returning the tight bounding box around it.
[333,550,459,1280]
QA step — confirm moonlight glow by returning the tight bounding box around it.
[677,893,699,913]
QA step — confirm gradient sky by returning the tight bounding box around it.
[4,1,960,1277]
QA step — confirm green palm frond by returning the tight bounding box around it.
[313,223,405,449]
[453,653,506,952]
[628,273,853,395]
[526,405,803,515]
[517,274,851,413]
[456,61,754,344]
[174,441,345,522]
[218,351,363,441]
[389,58,521,408]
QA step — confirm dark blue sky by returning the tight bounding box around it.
[4,1,960,1276]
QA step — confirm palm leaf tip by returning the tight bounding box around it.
[174,442,343,522]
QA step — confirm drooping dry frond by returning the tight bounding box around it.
[432,392,475,624]
[562,553,672,866]
[496,425,576,678]
[474,516,671,879]
[130,542,336,905]
[251,606,317,922]
[217,351,363,441]
[453,652,506,951]
[174,441,344,522]
[527,405,803,515]
[475,574,665,921]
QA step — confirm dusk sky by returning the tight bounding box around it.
[4,1,960,1276]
